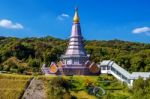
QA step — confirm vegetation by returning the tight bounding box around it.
[42,76,98,99]
[130,77,150,99]
[42,75,150,99]
[0,36,150,98]
[0,74,31,99]
[38,75,130,99]
[0,74,150,99]
[0,36,150,74]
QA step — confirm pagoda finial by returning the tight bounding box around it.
[73,7,79,23]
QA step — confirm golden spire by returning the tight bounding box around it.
[73,7,80,23]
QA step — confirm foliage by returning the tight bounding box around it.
[47,77,76,99]
[0,36,150,73]
[1,57,28,73]
[130,77,150,99]
[1,74,150,99]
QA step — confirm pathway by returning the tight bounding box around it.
[22,78,46,99]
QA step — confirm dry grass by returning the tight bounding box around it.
[0,74,31,99]
[0,74,99,99]
[71,91,97,99]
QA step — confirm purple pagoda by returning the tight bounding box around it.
[41,8,100,75]
[61,8,89,67]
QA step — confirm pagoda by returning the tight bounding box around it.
[42,8,100,75]
[61,8,89,66]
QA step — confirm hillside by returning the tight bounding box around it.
[1,74,150,99]
[0,36,150,73]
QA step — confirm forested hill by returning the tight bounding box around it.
[0,36,150,73]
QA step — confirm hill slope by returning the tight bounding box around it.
[0,36,150,73]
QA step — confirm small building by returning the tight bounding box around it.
[99,60,113,74]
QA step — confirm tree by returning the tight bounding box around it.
[131,77,150,99]
[2,57,28,73]
[28,58,40,72]
[130,56,145,71]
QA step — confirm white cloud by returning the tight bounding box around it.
[0,19,24,29]
[61,13,69,18]
[57,13,70,21]
[132,27,150,34]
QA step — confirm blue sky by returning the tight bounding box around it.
[0,0,150,43]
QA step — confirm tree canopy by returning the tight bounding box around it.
[0,36,150,73]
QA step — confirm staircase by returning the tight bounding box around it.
[100,60,131,86]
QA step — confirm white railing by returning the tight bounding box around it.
[110,67,131,85]
[100,60,131,86]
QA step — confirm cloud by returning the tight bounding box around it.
[61,13,69,18]
[0,19,24,29]
[132,27,150,34]
[57,13,70,21]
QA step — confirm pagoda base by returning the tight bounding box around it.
[56,66,100,75]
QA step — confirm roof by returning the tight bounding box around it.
[100,60,114,66]
[112,63,131,79]
[130,72,150,79]
[100,60,131,79]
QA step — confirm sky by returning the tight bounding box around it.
[0,0,150,43]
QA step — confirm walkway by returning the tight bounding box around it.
[22,78,46,99]
[100,60,150,86]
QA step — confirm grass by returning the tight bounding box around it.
[39,75,131,98]
[71,91,97,99]
[0,74,131,99]
[37,75,98,99]
[0,74,31,99]
[97,74,131,99]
